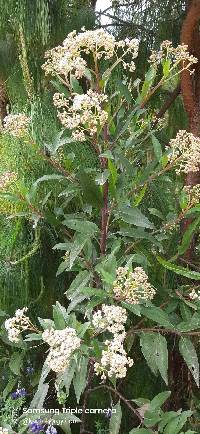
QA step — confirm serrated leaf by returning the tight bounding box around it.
[63,218,99,236]
[118,206,154,229]
[157,256,200,280]
[141,306,174,328]
[151,134,162,161]
[154,333,168,385]
[140,332,168,384]
[9,352,23,375]
[179,337,199,386]
[163,410,192,434]
[70,75,83,94]
[33,174,65,187]
[129,430,151,434]
[121,301,141,316]
[178,216,200,255]
[149,391,171,411]
[95,169,110,185]
[66,270,91,299]
[53,302,68,329]
[63,359,76,396]
[78,170,103,209]
[73,356,88,403]
[109,401,122,434]
[70,233,87,268]
[140,333,159,376]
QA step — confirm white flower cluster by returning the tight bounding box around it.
[42,327,81,373]
[0,171,17,190]
[189,289,200,301]
[42,28,139,79]
[167,130,200,174]
[92,304,127,334]
[5,307,30,343]
[0,429,9,434]
[149,40,197,73]
[93,304,133,379]
[113,266,156,305]
[3,114,30,137]
[184,184,200,206]
[53,90,108,141]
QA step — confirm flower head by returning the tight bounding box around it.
[42,327,81,373]
[5,307,30,343]
[0,171,17,190]
[43,28,139,79]
[113,266,156,304]
[3,113,30,137]
[11,388,27,399]
[167,130,200,174]
[29,420,45,433]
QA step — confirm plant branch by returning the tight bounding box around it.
[87,384,144,423]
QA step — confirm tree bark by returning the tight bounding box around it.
[0,79,8,121]
[180,0,200,256]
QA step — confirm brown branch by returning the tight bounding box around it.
[87,384,144,423]
[100,125,109,255]
[180,0,200,123]
[152,84,181,128]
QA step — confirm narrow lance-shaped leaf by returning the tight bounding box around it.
[109,401,122,434]
[179,337,199,386]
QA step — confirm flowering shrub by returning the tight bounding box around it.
[2,27,200,433]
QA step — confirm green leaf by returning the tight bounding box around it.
[70,233,87,268]
[9,352,23,375]
[63,359,76,396]
[178,216,200,255]
[177,312,200,331]
[140,333,159,376]
[163,410,192,434]
[78,170,103,209]
[140,332,168,384]
[129,430,152,434]
[179,337,199,386]
[118,206,154,229]
[162,58,171,77]
[109,401,122,434]
[149,391,171,411]
[70,75,83,94]
[95,169,110,186]
[144,409,161,427]
[151,134,162,161]
[156,256,200,280]
[66,270,91,299]
[53,302,68,329]
[63,218,99,236]
[33,174,65,187]
[154,333,168,385]
[141,306,174,328]
[121,301,141,316]
[73,356,88,403]
[117,80,132,103]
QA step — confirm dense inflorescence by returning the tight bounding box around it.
[5,307,30,343]
[113,266,156,304]
[42,327,81,373]
[3,114,30,137]
[168,130,200,174]
[149,40,197,72]
[42,28,139,79]
[0,171,17,190]
[92,304,133,379]
[53,90,108,142]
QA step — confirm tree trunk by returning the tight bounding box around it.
[0,79,8,121]
[180,0,200,257]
